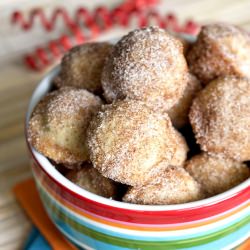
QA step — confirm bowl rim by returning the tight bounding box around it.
[25,66,250,212]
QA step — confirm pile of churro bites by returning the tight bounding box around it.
[28,24,250,205]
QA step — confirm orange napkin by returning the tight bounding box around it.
[13,179,77,250]
[238,238,250,250]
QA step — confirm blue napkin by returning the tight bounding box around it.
[24,227,51,250]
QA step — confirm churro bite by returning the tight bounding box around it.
[102,26,188,111]
[28,87,102,164]
[123,165,205,205]
[187,23,250,84]
[54,42,112,93]
[185,153,249,196]
[168,73,202,128]
[66,163,117,198]
[189,76,250,161]
[87,99,184,186]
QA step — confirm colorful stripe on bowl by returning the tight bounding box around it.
[36,181,250,250]
[31,160,250,250]
[30,155,250,227]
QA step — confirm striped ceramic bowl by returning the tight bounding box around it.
[26,67,250,250]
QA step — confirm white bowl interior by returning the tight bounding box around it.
[26,57,250,212]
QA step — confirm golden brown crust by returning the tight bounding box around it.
[55,42,112,93]
[28,87,102,164]
[168,73,202,128]
[187,23,250,84]
[66,163,117,198]
[189,76,250,161]
[102,26,188,111]
[123,165,205,205]
[185,153,249,196]
[86,99,183,186]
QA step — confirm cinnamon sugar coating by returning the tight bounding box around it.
[189,76,250,161]
[168,73,202,128]
[54,42,112,93]
[28,25,250,204]
[187,23,250,84]
[173,34,192,55]
[185,153,249,196]
[66,163,117,198]
[123,165,205,205]
[102,26,188,111]
[170,130,189,167]
[86,99,184,186]
[28,87,102,164]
